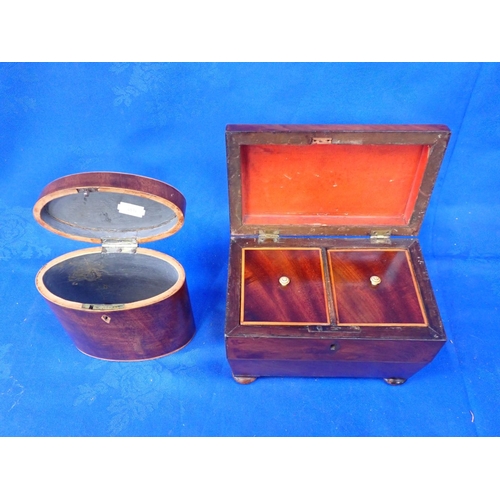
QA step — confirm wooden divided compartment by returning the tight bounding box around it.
[241,248,329,325]
[241,247,426,328]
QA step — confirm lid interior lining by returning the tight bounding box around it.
[40,190,179,241]
[240,143,430,227]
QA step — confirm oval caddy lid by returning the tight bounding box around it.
[33,172,186,243]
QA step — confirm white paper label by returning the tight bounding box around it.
[117,201,146,218]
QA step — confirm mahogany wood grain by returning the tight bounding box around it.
[327,249,427,326]
[226,238,445,339]
[241,248,329,325]
[226,359,431,380]
[225,237,446,382]
[227,337,441,363]
[44,280,195,361]
[226,124,451,133]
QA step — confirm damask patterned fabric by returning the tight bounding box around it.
[1,62,499,436]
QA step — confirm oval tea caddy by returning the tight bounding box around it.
[34,172,195,361]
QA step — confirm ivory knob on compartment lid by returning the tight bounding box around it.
[370,276,381,286]
[279,276,290,287]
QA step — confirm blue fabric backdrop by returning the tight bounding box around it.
[1,62,499,437]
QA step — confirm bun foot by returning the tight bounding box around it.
[233,375,257,385]
[384,377,407,386]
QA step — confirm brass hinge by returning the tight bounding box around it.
[370,230,391,243]
[258,230,280,243]
[101,238,138,254]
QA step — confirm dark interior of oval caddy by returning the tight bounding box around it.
[42,253,180,305]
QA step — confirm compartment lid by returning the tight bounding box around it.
[33,172,186,243]
[226,124,451,237]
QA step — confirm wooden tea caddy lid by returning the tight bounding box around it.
[226,124,451,238]
[34,172,195,361]
[225,124,451,384]
[33,171,186,245]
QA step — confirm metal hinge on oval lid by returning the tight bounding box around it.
[370,230,391,243]
[312,137,333,144]
[101,238,138,254]
[258,230,280,243]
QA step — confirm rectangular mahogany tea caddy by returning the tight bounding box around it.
[224,124,451,385]
[34,172,195,361]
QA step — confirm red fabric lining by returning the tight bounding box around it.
[241,144,429,227]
